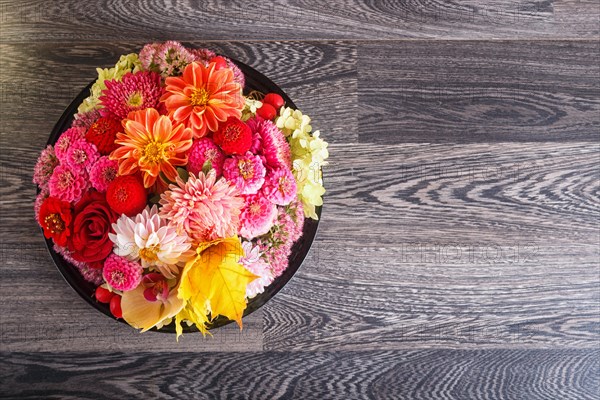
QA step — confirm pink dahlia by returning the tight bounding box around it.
[223,152,266,195]
[246,118,291,169]
[187,138,225,177]
[89,156,118,192]
[159,170,243,243]
[100,71,164,119]
[48,164,89,203]
[103,253,143,292]
[54,244,103,285]
[33,145,59,189]
[262,168,297,206]
[72,109,102,130]
[240,241,274,298]
[55,127,86,162]
[239,192,277,239]
[65,139,100,173]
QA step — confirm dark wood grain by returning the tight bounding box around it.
[0,0,598,42]
[1,350,598,399]
[359,40,600,143]
[262,141,599,350]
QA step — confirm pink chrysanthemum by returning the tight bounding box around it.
[240,241,274,298]
[187,138,226,177]
[262,168,297,206]
[246,118,291,169]
[33,145,59,189]
[54,244,103,285]
[48,164,89,203]
[100,71,164,119]
[156,41,195,77]
[103,253,143,291]
[191,48,217,66]
[89,156,118,192]
[159,170,244,243]
[34,189,49,221]
[223,152,266,195]
[72,109,102,130]
[239,192,277,239]
[65,139,100,173]
[55,127,86,162]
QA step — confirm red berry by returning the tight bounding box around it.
[213,117,252,155]
[95,286,114,303]
[210,56,228,70]
[106,175,147,216]
[257,103,277,120]
[263,93,284,110]
[110,295,122,319]
[85,117,121,155]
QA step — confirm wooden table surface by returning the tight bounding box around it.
[1,1,599,399]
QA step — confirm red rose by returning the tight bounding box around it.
[69,191,119,268]
[38,196,72,247]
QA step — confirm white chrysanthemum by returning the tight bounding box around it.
[109,205,193,279]
[240,241,274,298]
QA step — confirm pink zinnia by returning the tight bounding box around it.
[89,156,118,192]
[99,71,164,119]
[54,244,103,285]
[33,145,59,189]
[223,152,266,195]
[262,168,297,206]
[65,139,99,173]
[103,253,143,292]
[55,127,86,162]
[48,164,89,203]
[159,170,244,243]
[187,138,225,177]
[246,118,291,169]
[239,192,277,239]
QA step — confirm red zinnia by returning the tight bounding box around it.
[106,175,147,216]
[86,117,122,155]
[38,196,72,246]
[213,117,252,155]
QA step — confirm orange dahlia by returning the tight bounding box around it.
[160,61,244,138]
[110,108,193,188]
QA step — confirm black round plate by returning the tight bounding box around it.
[43,56,321,333]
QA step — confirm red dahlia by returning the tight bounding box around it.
[85,117,122,155]
[106,175,147,216]
[213,117,252,155]
[38,196,72,246]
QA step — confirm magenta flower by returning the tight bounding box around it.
[187,138,226,177]
[48,164,89,203]
[89,156,118,192]
[223,152,266,195]
[99,71,164,119]
[65,139,100,173]
[103,254,143,292]
[239,192,277,239]
[262,167,297,206]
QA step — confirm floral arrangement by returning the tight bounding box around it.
[34,41,328,337]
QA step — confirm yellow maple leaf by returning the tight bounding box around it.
[176,237,258,337]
